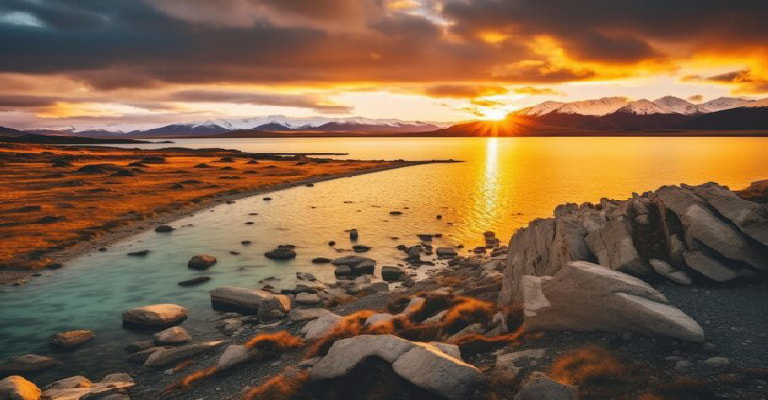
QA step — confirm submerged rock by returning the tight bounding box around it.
[264,247,297,260]
[178,276,211,287]
[188,254,217,270]
[0,354,61,375]
[522,261,704,342]
[49,330,94,349]
[153,326,191,345]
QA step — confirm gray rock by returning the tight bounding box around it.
[435,247,458,259]
[210,286,291,318]
[381,266,404,281]
[522,261,704,342]
[657,185,768,273]
[187,254,217,270]
[0,376,41,400]
[703,356,730,367]
[0,354,61,375]
[289,308,334,322]
[49,330,94,349]
[153,326,191,345]
[331,255,375,275]
[295,293,322,305]
[649,259,692,285]
[122,304,187,329]
[264,247,296,260]
[585,214,650,276]
[144,341,225,367]
[45,376,92,390]
[690,182,768,247]
[301,313,343,340]
[514,372,577,400]
[311,335,482,400]
[217,344,258,370]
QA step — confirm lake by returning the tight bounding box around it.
[2,136,768,381]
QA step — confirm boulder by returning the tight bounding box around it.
[217,344,258,370]
[295,293,322,305]
[300,313,343,340]
[264,247,296,260]
[42,373,134,400]
[522,261,704,342]
[49,330,94,349]
[331,256,375,275]
[45,376,92,390]
[144,341,225,368]
[210,287,291,318]
[656,185,768,273]
[0,354,61,375]
[500,215,592,307]
[311,335,482,400]
[153,326,191,345]
[187,254,217,270]
[690,182,768,247]
[0,376,41,400]
[435,247,458,259]
[513,372,577,400]
[289,308,334,322]
[649,259,692,285]
[122,304,187,329]
[585,214,651,276]
[381,266,404,282]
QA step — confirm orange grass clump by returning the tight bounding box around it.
[305,310,377,358]
[549,345,625,386]
[243,368,310,400]
[163,365,219,395]
[245,331,303,353]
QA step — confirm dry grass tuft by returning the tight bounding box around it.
[243,368,310,400]
[550,345,625,386]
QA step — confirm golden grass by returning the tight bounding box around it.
[0,143,405,270]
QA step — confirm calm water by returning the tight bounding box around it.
[2,137,768,381]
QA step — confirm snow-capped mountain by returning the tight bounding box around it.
[518,101,566,116]
[652,96,702,115]
[698,97,753,113]
[614,99,675,115]
[516,96,763,118]
[550,97,629,116]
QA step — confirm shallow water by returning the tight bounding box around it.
[2,136,768,381]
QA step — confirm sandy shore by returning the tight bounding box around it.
[0,143,456,284]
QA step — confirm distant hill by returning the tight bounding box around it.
[676,107,768,130]
[0,126,25,137]
[0,134,149,144]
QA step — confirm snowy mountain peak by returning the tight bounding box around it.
[652,96,701,115]
[518,101,566,116]
[698,97,753,113]
[550,97,629,116]
[615,99,675,115]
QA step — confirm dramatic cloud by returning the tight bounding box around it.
[1,0,767,128]
[167,90,353,113]
[684,69,768,94]
[513,86,562,96]
[424,85,508,98]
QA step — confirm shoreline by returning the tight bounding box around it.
[0,143,459,285]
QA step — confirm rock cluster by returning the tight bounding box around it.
[311,335,483,400]
[500,182,768,308]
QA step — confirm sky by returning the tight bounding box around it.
[1,0,768,130]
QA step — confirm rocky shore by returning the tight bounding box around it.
[0,142,455,284]
[1,179,767,400]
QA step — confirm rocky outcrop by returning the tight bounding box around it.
[522,261,705,342]
[500,181,768,307]
[122,304,187,329]
[0,375,41,400]
[311,335,483,400]
[210,287,291,318]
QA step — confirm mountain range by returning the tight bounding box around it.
[432,96,768,136]
[2,96,768,139]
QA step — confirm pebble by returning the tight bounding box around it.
[703,357,730,367]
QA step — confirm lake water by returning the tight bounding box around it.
[2,137,768,381]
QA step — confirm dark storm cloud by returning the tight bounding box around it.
[685,70,768,95]
[168,90,353,113]
[1,0,767,91]
[443,0,768,62]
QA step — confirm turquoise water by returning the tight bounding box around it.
[2,136,768,381]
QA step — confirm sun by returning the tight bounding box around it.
[481,108,509,121]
